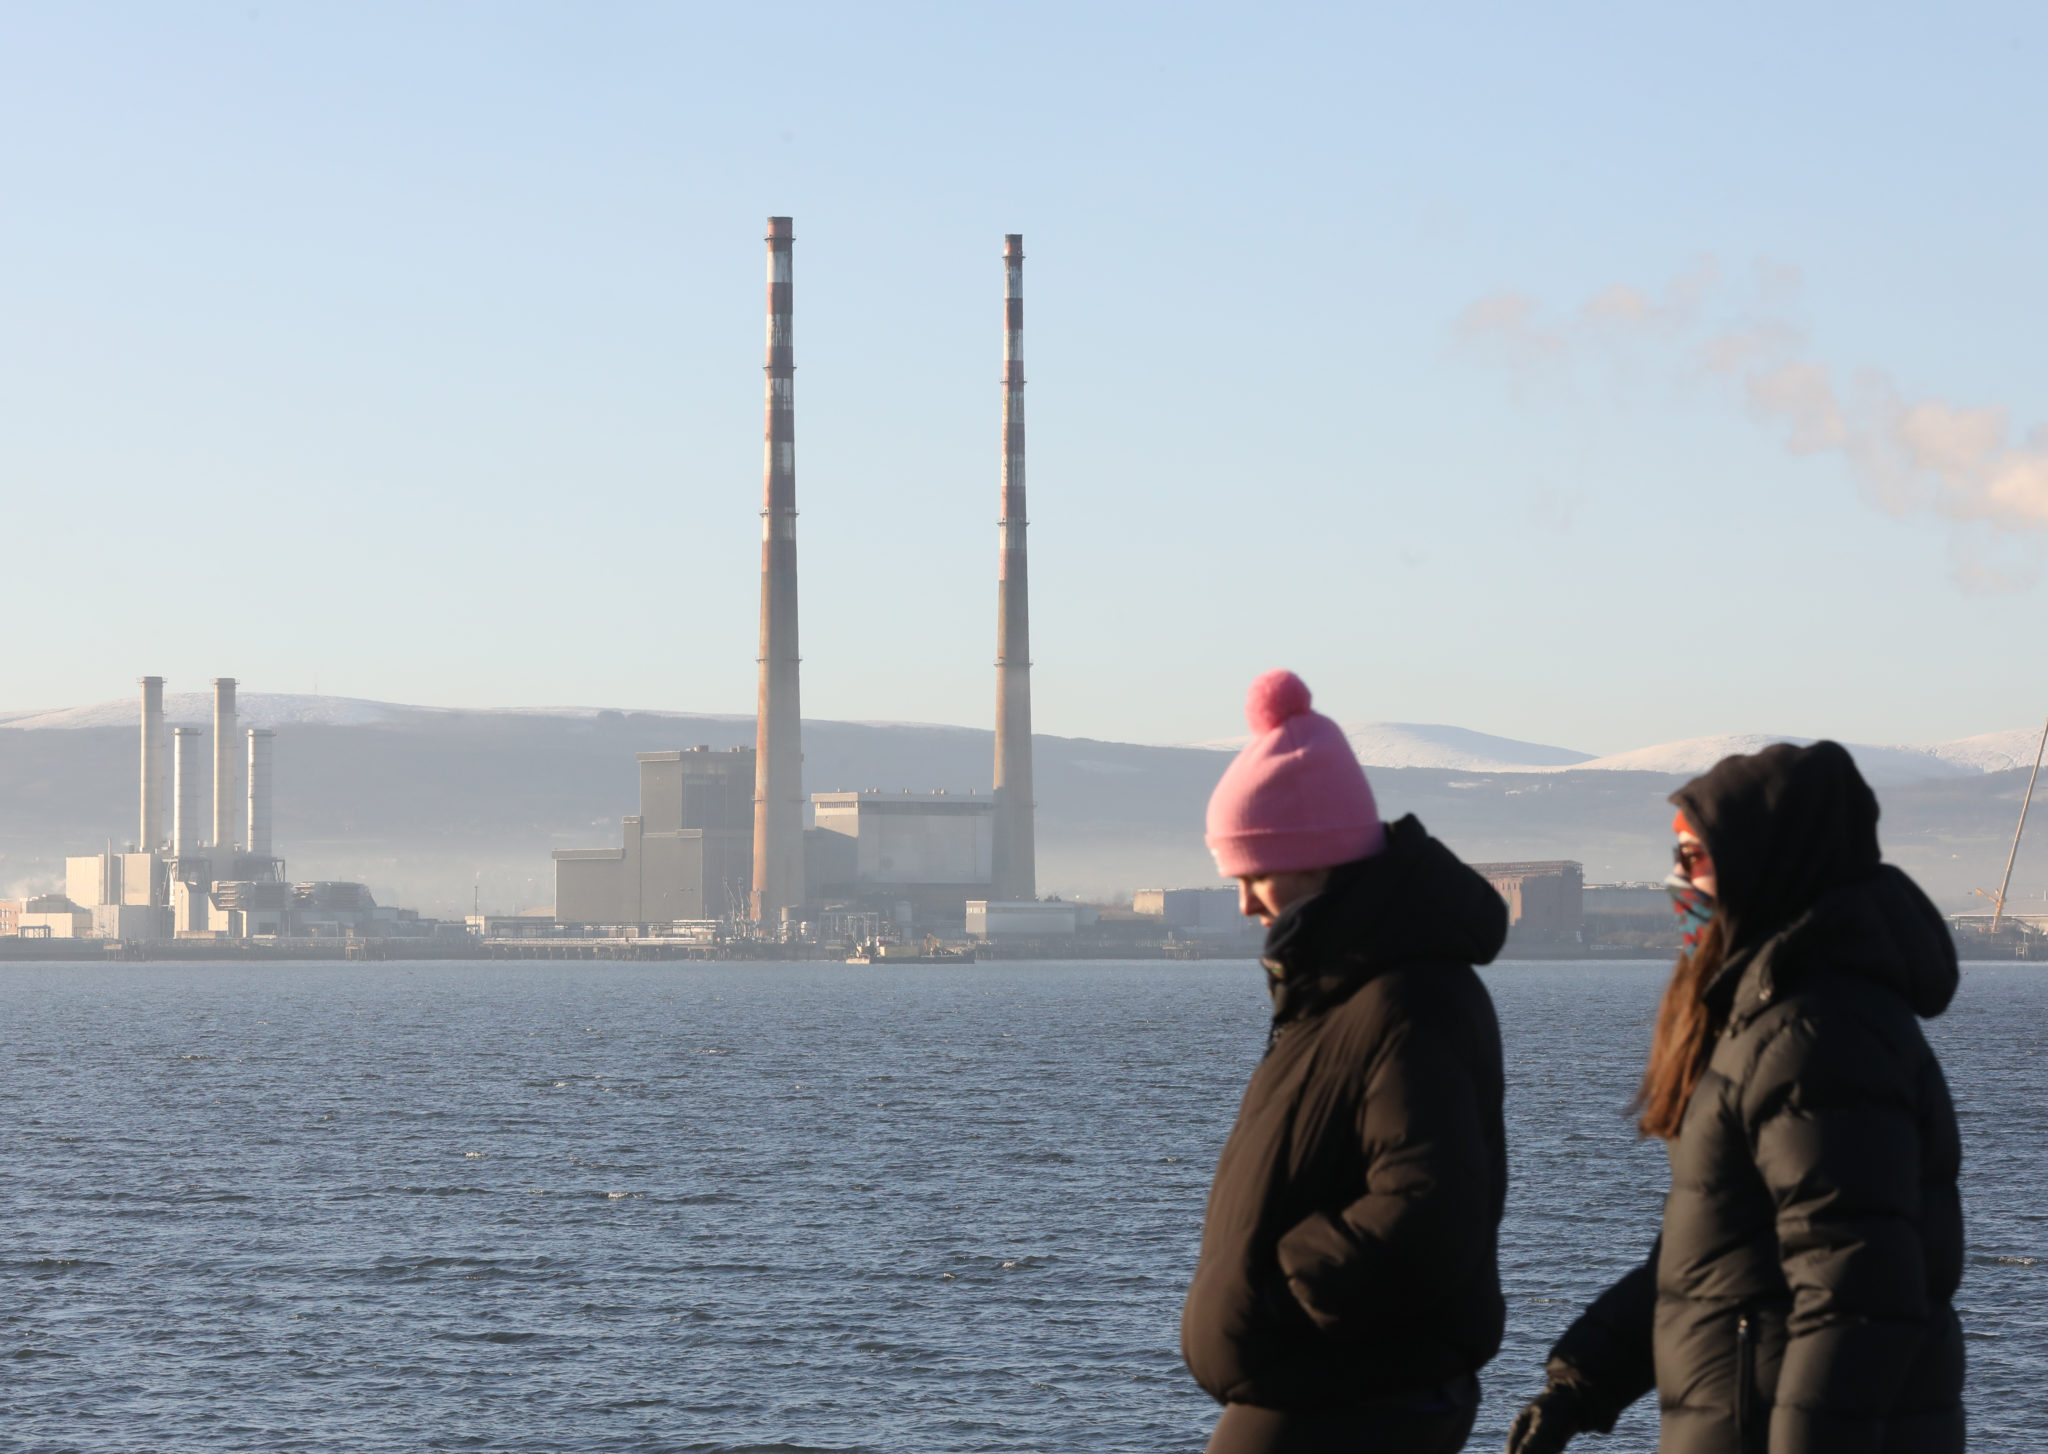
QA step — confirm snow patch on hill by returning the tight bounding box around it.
[1190,721,1593,771]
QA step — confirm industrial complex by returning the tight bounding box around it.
[544,221,1053,950]
[1,675,455,947]
[0,220,1708,962]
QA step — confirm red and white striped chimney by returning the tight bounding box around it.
[751,216,806,926]
[991,234,1037,902]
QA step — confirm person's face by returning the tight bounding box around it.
[1676,833,1718,898]
[1235,868,1332,926]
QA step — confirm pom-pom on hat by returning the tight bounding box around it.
[1205,669,1385,878]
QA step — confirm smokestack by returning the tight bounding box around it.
[172,727,204,858]
[212,678,239,851]
[139,676,165,852]
[246,729,274,858]
[991,233,1037,902]
[751,216,806,925]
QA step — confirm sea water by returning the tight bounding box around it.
[0,959,2037,1451]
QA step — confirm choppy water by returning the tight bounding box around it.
[0,959,2038,1451]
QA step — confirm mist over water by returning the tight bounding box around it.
[0,960,2038,1451]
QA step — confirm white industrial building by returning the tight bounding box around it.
[965,899,1092,941]
[1132,887,1242,935]
[554,747,757,927]
[24,675,431,944]
[809,790,994,928]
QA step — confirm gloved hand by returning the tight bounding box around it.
[1505,1381,1583,1454]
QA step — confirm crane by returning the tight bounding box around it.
[1990,714,2048,933]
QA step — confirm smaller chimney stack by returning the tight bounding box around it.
[139,676,165,852]
[246,729,275,859]
[172,728,204,859]
[212,678,239,851]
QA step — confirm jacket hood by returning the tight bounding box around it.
[1744,865,1960,1020]
[1673,740,1958,1021]
[1261,814,1508,1025]
[1670,740,1881,955]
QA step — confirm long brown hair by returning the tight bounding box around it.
[1634,914,1728,1140]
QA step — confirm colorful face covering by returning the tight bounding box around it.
[1665,870,1716,951]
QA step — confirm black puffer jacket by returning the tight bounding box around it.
[1181,815,1510,1408]
[1549,743,1964,1453]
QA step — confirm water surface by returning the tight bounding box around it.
[0,959,2037,1450]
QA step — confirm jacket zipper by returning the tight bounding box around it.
[1735,1310,1758,1450]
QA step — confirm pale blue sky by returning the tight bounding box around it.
[4,2,2044,753]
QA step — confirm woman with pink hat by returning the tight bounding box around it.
[1181,670,1512,1454]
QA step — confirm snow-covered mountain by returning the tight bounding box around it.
[1567,730,2044,786]
[1198,720,2043,784]
[1189,722,1595,771]
[1341,723,1595,771]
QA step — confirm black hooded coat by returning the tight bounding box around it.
[1546,742,1964,1453]
[1181,815,1511,1409]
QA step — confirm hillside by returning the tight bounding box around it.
[2,699,2041,918]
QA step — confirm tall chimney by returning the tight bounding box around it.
[991,233,1038,902]
[212,678,239,852]
[246,729,275,859]
[172,727,204,858]
[751,216,806,925]
[139,676,165,852]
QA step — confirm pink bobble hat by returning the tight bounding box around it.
[1205,670,1386,878]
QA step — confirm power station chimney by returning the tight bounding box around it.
[991,233,1038,902]
[751,216,806,926]
[172,727,204,859]
[212,678,239,851]
[247,729,274,859]
[139,676,165,852]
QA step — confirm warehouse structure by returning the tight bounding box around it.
[554,747,757,927]
[1473,859,1585,943]
[809,789,994,926]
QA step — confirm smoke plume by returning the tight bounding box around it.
[1457,261,2048,590]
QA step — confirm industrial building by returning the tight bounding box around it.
[1582,882,1681,949]
[809,790,994,926]
[52,676,286,937]
[745,225,1041,936]
[535,223,1049,946]
[5,674,440,945]
[1133,887,1242,935]
[554,747,756,927]
[1473,860,1585,943]
[966,899,1092,941]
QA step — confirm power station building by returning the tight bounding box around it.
[1473,859,1585,942]
[25,674,431,943]
[553,747,756,926]
[56,676,286,937]
[551,775,998,932]
[808,790,994,925]
[545,221,1045,942]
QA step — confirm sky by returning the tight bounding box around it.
[3,1,2045,754]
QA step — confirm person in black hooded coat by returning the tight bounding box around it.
[1185,671,1510,1454]
[1506,741,1964,1454]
